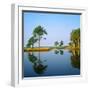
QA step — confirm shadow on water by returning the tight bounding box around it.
[69,50,80,69]
[28,51,48,75]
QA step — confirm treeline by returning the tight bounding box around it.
[26,25,80,49]
[69,28,80,49]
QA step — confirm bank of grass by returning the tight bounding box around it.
[24,47,51,52]
[24,46,66,52]
[24,46,80,52]
[64,46,80,50]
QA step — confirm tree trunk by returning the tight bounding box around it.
[74,41,77,48]
[78,39,80,48]
[33,44,34,48]
[39,36,40,48]
[38,35,40,62]
[32,44,34,48]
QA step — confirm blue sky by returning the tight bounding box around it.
[23,12,80,47]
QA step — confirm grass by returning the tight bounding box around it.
[64,46,80,50]
[24,47,51,52]
[24,46,80,52]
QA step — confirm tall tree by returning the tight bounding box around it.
[26,36,38,48]
[70,28,80,48]
[33,25,47,48]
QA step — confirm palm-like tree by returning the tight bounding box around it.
[33,25,47,48]
[26,36,38,48]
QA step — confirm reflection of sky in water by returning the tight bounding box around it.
[24,50,80,77]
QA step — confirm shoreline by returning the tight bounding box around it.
[24,47,50,52]
[24,46,80,52]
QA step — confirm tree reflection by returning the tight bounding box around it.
[54,49,80,69]
[70,50,80,69]
[60,50,64,55]
[54,50,59,54]
[33,62,47,74]
[28,52,37,63]
[28,52,47,75]
[54,49,64,55]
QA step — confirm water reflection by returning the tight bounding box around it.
[55,49,80,69]
[26,49,80,75]
[70,50,80,69]
[54,49,64,55]
[28,52,48,74]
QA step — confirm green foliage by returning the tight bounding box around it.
[33,25,47,37]
[26,36,38,48]
[54,40,64,47]
[26,25,47,48]
[33,25,47,47]
[70,28,80,47]
[54,41,59,46]
[59,40,63,46]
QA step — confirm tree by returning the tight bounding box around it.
[69,42,72,46]
[33,25,47,48]
[59,40,63,46]
[54,41,59,47]
[70,28,80,48]
[26,36,38,48]
[68,42,73,47]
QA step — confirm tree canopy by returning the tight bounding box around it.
[26,36,38,48]
[70,28,80,48]
[33,25,47,47]
[26,25,47,48]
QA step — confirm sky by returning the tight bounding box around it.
[23,11,80,47]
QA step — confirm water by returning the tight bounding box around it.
[23,49,80,77]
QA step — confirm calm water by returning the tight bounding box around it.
[23,49,80,77]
